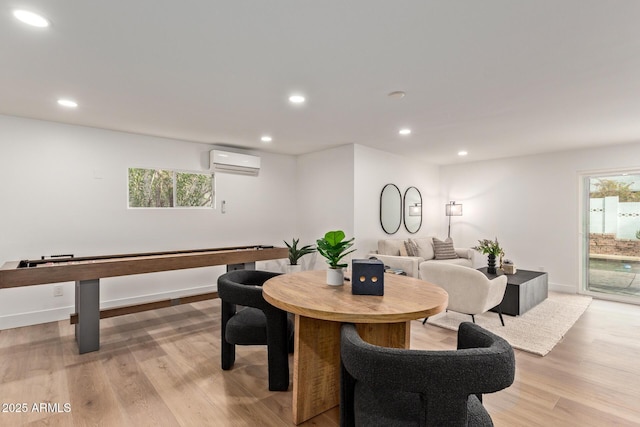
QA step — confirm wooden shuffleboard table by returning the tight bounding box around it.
[0,245,288,353]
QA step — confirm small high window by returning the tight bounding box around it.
[128,168,213,208]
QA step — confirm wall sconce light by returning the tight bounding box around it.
[445,201,463,237]
[408,203,422,216]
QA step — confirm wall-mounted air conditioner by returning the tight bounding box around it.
[210,150,261,176]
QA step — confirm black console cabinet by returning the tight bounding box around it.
[478,267,548,316]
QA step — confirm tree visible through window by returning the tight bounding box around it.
[128,168,213,208]
[591,178,640,202]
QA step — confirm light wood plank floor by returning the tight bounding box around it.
[1,297,638,426]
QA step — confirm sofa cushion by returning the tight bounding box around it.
[378,239,406,256]
[410,237,435,260]
[433,237,458,260]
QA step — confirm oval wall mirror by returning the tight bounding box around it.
[380,184,402,234]
[403,186,422,234]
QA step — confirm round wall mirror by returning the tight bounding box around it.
[380,184,402,234]
[403,187,422,234]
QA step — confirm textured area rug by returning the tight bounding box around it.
[426,292,592,356]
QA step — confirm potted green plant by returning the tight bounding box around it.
[473,237,504,274]
[283,238,316,273]
[316,230,356,285]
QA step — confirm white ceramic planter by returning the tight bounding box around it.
[326,268,344,286]
[285,264,303,274]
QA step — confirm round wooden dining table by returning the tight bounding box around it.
[263,270,448,425]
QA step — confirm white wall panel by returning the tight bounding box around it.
[440,142,640,292]
[0,115,296,328]
[353,144,441,258]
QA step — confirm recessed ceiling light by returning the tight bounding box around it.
[388,91,406,99]
[13,10,50,28]
[288,95,305,104]
[261,136,272,143]
[458,150,468,156]
[57,99,78,108]
[399,128,411,135]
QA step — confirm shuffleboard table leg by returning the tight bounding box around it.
[75,279,100,354]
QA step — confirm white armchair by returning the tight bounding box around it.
[419,263,508,326]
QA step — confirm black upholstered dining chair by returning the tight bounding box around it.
[340,322,515,426]
[217,270,292,391]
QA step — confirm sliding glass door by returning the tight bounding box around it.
[583,171,640,303]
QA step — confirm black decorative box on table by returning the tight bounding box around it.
[352,259,384,296]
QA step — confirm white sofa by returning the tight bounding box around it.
[368,237,481,279]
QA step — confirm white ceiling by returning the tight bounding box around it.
[3,1,640,165]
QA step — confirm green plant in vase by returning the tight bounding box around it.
[316,230,356,285]
[283,238,315,272]
[473,237,504,274]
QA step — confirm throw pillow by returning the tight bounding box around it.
[410,237,435,260]
[432,237,458,260]
[399,244,408,257]
[404,240,419,257]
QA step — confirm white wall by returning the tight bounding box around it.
[440,141,640,293]
[5,113,637,327]
[0,115,297,328]
[295,145,355,270]
[294,144,442,271]
[353,144,441,257]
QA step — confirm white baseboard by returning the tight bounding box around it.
[99,284,217,309]
[0,284,217,331]
[0,306,76,331]
[549,281,578,294]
